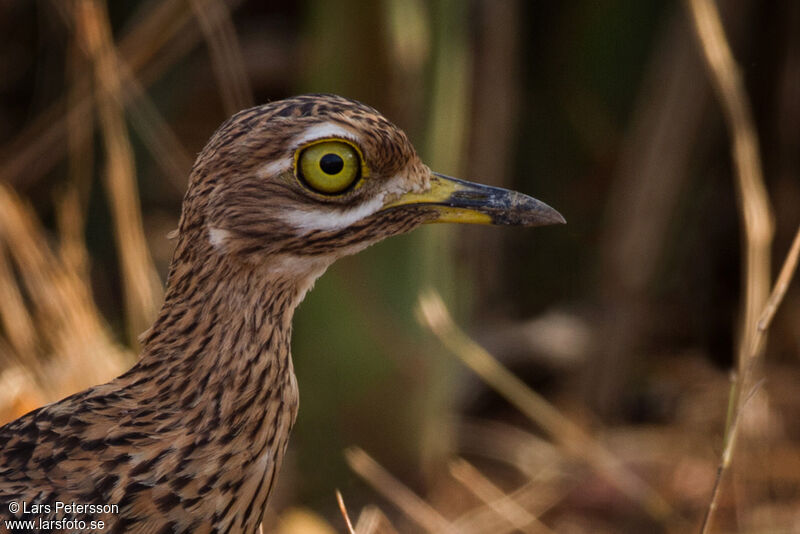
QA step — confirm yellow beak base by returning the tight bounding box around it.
[382,173,565,227]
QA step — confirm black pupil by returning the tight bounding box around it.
[319,153,344,175]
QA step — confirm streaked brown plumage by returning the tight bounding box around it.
[0,94,563,533]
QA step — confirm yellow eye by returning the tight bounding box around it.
[297,141,361,194]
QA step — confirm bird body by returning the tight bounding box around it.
[0,94,562,533]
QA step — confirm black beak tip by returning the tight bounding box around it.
[548,209,567,225]
[512,198,566,227]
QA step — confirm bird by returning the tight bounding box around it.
[0,94,563,533]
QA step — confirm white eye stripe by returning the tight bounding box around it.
[258,122,361,180]
[257,158,292,178]
[280,196,385,233]
[292,122,360,148]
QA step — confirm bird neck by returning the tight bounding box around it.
[135,236,311,422]
[115,234,323,529]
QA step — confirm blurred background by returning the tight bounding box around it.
[0,0,799,532]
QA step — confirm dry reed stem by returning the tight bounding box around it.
[0,189,98,354]
[336,491,357,534]
[457,419,562,480]
[189,0,254,115]
[453,420,571,534]
[48,0,195,191]
[0,0,193,189]
[685,0,773,369]
[0,186,128,401]
[451,478,567,534]
[75,0,164,345]
[53,0,221,191]
[416,291,673,522]
[65,35,95,200]
[345,447,456,534]
[2,0,248,192]
[117,0,196,73]
[757,226,800,332]
[686,0,785,531]
[117,71,195,190]
[354,506,400,534]
[58,0,196,191]
[700,379,763,534]
[699,231,800,533]
[0,247,39,365]
[56,185,92,283]
[60,36,95,281]
[449,458,554,534]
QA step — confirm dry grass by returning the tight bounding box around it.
[74,0,164,344]
[0,185,130,422]
[417,291,674,523]
[346,447,456,534]
[189,0,253,114]
[0,1,798,533]
[686,0,799,531]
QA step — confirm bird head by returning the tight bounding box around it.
[179,94,563,277]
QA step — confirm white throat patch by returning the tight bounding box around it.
[208,227,231,249]
[268,254,334,307]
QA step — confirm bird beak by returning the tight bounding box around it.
[382,172,565,226]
